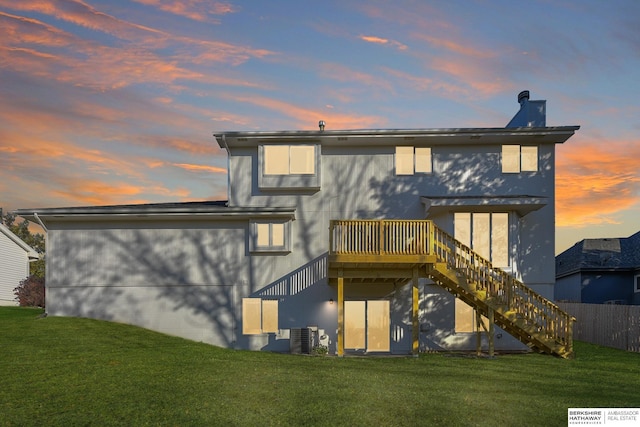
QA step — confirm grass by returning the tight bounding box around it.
[2,307,640,426]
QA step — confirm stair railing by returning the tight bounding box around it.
[431,224,574,349]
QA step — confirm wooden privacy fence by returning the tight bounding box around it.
[558,303,640,353]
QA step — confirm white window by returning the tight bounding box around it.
[251,220,290,253]
[396,146,432,175]
[454,212,509,268]
[264,145,315,175]
[502,145,538,173]
[242,298,278,335]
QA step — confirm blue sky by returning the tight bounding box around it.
[0,0,638,253]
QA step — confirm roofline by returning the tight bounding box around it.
[556,266,638,279]
[14,201,296,224]
[214,126,580,148]
[0,223,39,259]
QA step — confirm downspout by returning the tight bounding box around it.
[33,212,48,312]
[220,134,231,205]
[34,213,48,233]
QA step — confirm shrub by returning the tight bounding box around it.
[14,275,45,308]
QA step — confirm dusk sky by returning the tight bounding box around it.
[1,0,638,254]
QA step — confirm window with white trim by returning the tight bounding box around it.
[264,145,315,175]
[396,146,432,175]
[242,298,278,334]
[502,145,538,173]
[259,144,320,190]
[251,220,290,253]
[454,212,509,268]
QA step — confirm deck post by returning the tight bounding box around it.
[412,267,420,356]
[488,308,495,357]
[337,269,344,357]
[475,311,482,356]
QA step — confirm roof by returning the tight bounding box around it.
[14,201,297,224]
[0,223,39,259]
[421,195,548,217]
[215,126,580,150]
[556,230,640,277]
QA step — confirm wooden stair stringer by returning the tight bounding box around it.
[426,262,572,358]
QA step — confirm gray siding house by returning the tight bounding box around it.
[0,224,39,305]
[16,91,579,357]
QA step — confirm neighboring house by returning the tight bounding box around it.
[555,231,640,305]
[0,223,39,306]
[15,91,579,357]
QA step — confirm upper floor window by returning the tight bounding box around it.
[250,220,290,253]
[502,145,538,173]
[264,145,315,175]
[259,144,320,190]
[396,146,432,175]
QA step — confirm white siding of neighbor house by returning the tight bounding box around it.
[0,226,33,306]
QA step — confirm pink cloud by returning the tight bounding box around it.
[0,0,164,40]
[359,34,408,50]
[317,63,394,93]
[556,137,640,227]
[172,163,227,174]
[0,3,273,93]
[414,34,492,59]
[133,0,237,23]
[224,94,386,130]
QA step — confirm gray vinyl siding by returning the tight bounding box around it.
[46,220,247,347]
[223,139,557,353]
[229,141,558,287]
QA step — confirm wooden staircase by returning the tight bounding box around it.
[329,220,575,358]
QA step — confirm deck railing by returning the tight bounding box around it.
[329,219,574,354]
[330,219,432,255]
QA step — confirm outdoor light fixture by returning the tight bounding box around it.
[318,120,326,131]
[329,298,334,305]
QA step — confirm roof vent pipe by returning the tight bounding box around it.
[518,90,530,106]
[318,120,325,131]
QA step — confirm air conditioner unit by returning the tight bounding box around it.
[290,328,312,354]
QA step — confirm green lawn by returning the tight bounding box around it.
[1,307,639,426]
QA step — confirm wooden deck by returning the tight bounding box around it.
[328,219,575,358]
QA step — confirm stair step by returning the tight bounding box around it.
[425,251,573,358]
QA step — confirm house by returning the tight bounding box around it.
[555,231,640,305]
[0,223,39,305]
[15,91,579,357]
